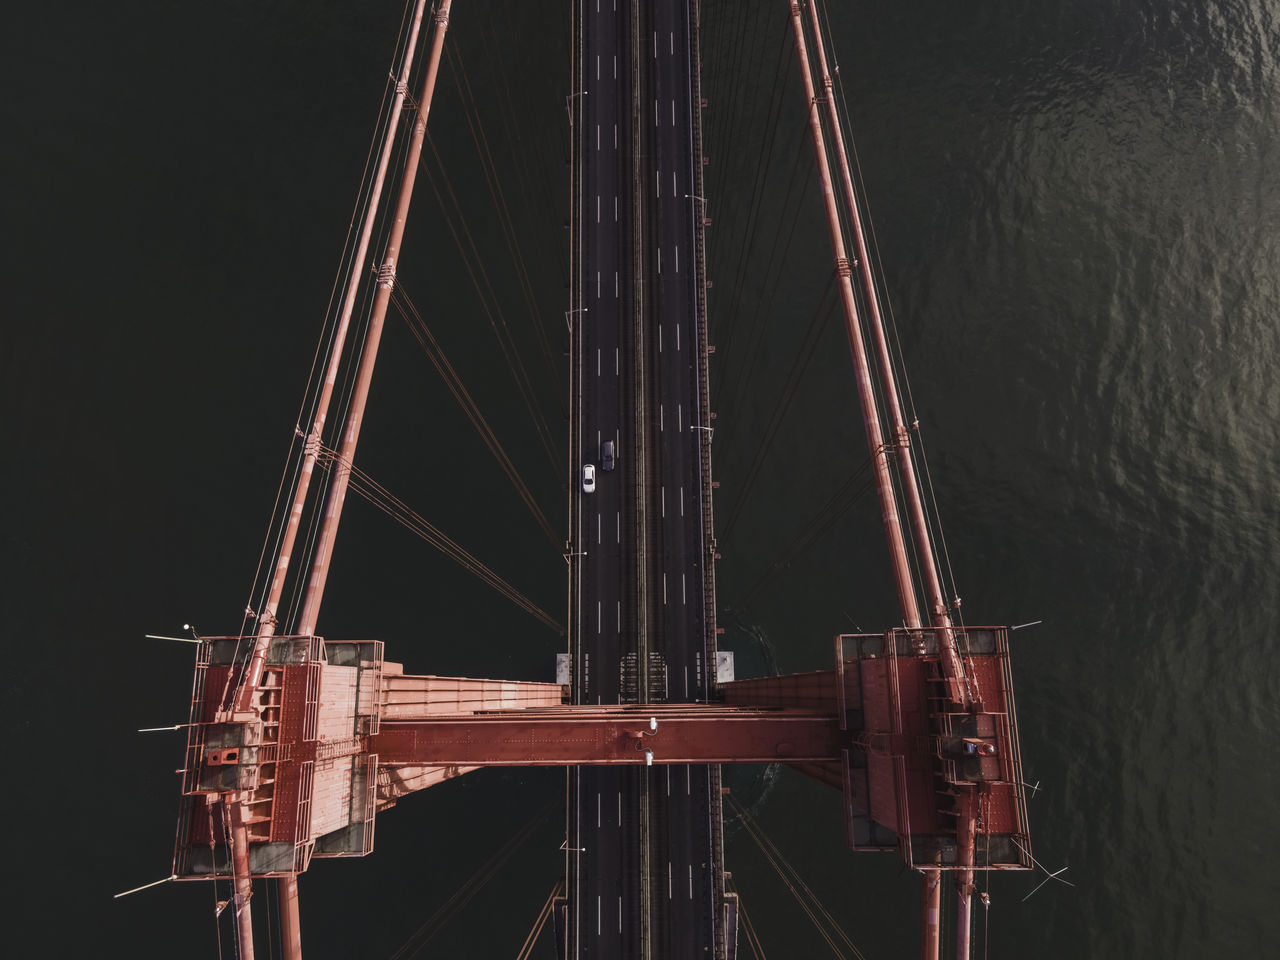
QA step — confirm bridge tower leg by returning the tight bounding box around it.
[785,3,991,956]
[921,868,941,960]
[279,876,302,960]
[230,800,256,960]
[213,3,455,958]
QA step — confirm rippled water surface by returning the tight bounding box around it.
[6,1,1276,957]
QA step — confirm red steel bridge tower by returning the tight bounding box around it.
[154,3,1033,958]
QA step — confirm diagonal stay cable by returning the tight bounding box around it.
[387,798,556,960]
[728,795,867,960]
[446,37,561,411]
[720,271,836,546]
[391,282,558,547]
[419,132,561,474]
[736,890,769,960]
[513,881,563,960]
[319,447,561,633]
[721,129,815,424]
[346,471,561,633]
[731,461,873,609]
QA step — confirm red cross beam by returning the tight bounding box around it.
[369,705,843,766]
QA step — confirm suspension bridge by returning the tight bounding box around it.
[140,2,1034,957]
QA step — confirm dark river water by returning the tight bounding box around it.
[5,1,1276,957]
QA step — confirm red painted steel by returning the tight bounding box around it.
[372,708,841,765]
[234,0,430,714]
[719,669,844,710]
[785,0,923,632]
[921,868,941,959]
[955,789,978,960]
[229,800,255,957]
[800,0,968,707]
[379,671,564,720]
[223,5,453,957]
[279,875,302,958]
[295,0,454,638]
[790,7,994,956]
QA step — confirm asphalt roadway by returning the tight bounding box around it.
[567,1,719,957]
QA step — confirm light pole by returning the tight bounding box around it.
[564,89,588,122]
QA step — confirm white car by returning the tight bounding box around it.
[582,463,596,493]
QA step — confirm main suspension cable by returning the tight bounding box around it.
[243,0,420,638]
[819,0,964,627]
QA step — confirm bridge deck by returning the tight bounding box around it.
[565,0,722,957]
